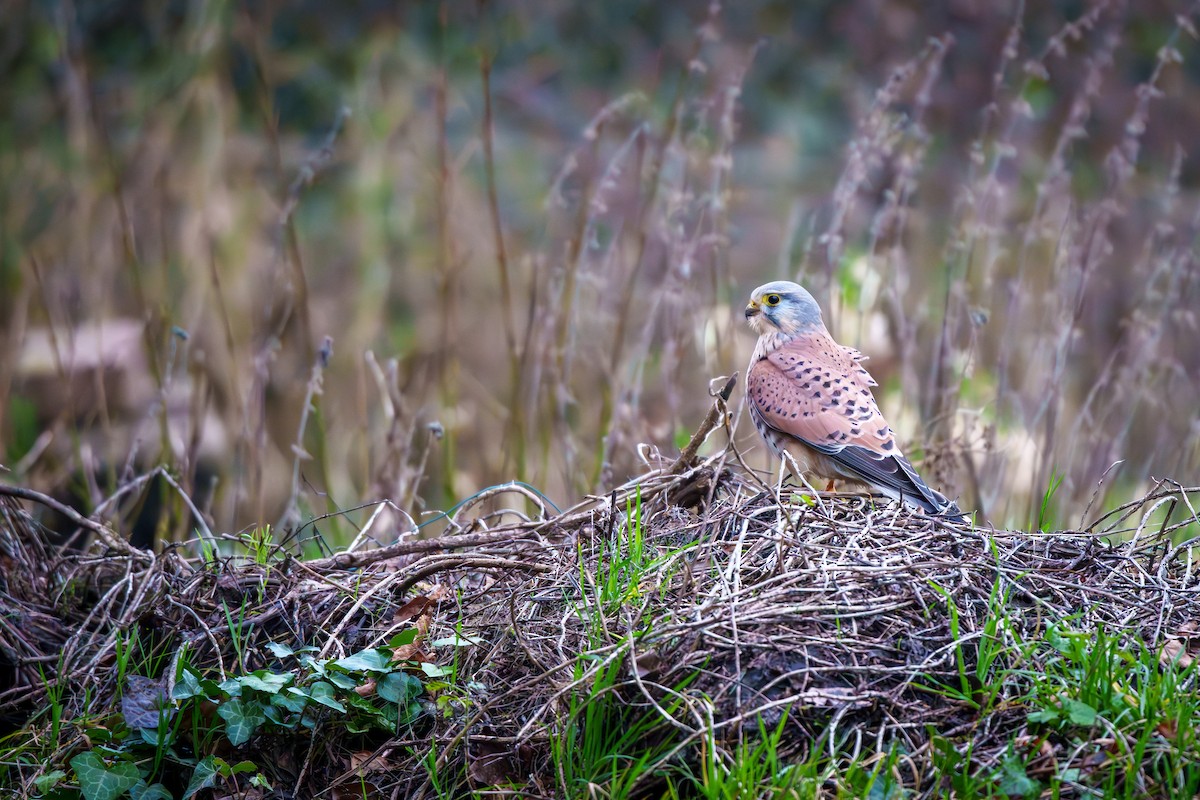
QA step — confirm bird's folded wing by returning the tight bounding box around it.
[747,332,893,452]
[747,333,953,513]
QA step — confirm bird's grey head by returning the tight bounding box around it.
[744,281,824,337]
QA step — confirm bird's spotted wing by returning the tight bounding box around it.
[747,331,893,453]
[747,332,959,517]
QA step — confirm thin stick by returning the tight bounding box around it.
[669,373,737,475]
[0,483,151,563]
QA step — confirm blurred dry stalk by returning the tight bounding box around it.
[0,1,1198,538]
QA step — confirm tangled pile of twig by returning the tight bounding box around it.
[1,431,1198,797]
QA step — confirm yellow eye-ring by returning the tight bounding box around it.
[764,294,782,307]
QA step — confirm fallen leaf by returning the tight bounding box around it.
[330,785,379,800]
[347,749,398,773]
[392,645,432,662]
[122,674,171,728]
[1160,638,1195,669]
[393,596,433,623]
[468,743,517,786]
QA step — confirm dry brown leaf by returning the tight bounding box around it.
[1160,638,1195,669]
[392,644,432,663]
[330,784,379,800]
[468,742,518,787]
[393,595,433,623]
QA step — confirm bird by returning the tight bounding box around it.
[744,280,966,523]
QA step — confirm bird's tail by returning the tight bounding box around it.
[935,500,970,526]
[892,459,969,525]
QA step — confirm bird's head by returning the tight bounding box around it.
[744,281,823,337]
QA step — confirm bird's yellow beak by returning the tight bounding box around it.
[744,299,761,319]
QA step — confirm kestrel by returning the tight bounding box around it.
[744,281,965,522]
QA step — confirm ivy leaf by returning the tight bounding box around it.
[332,649,392,672]
[217,697,267,746]
[378,671,422,704]
[866,774,904,800]
[289,681,346,713]
[33,770,66,793]
[69,752,141,800]
[327,672,358,690]
[236,670,293,694]
[400,700,424,726]
[996,753,1039,797]
[299,654,326,677]
[272,692,308,713]
[387,629,419,649]
[266,641,295,658]
[420,662,453,678]
[1027,708,1058,725]
[1063,699,1097,727]
[267,641,317,659]
[308,680,347,712]
[172,667,206,701]
[138,727,167,747]
[182,756,221,800]
[131,782,173,800]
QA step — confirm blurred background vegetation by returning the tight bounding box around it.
[1,0,1197,540]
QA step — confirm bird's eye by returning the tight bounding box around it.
[764,294,782,307]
